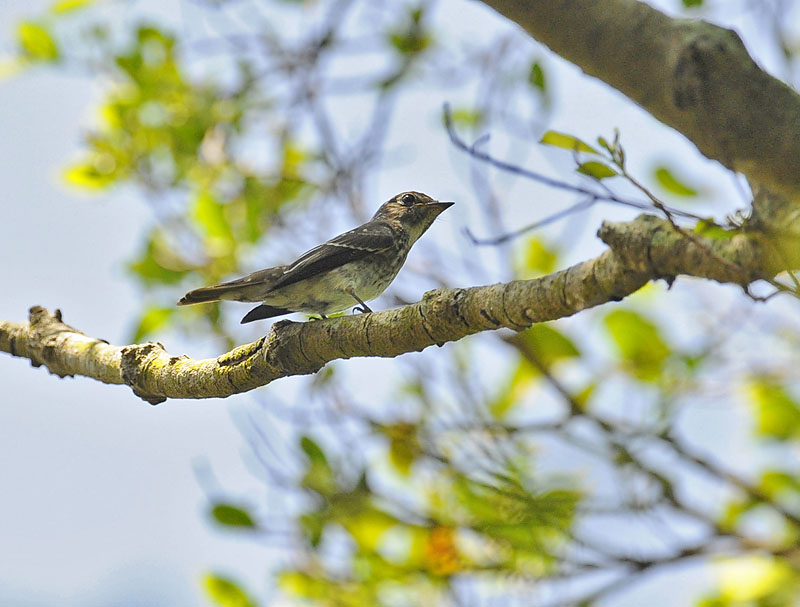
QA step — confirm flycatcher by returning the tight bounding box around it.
[178,191,454,323]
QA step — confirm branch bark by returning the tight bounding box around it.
[0,215,767,403]
[480,0,800,201]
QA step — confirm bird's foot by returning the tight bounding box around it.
[346,288,373,314]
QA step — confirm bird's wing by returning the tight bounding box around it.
[267,223,396,292]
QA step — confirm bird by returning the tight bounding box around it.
[178,191,454,323]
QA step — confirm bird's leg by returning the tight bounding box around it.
[346,288,373,314]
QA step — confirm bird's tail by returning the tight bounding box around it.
[177,267,284,306]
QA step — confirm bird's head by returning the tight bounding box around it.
[373,191,454,243]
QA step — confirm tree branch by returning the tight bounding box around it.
[0,215,767,404]
[479,0,800,200]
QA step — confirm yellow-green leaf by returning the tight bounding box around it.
[604,309,671,382]
[279,571,329,600]
[210,504,257,528]
[490,361,537,418]
[343,508,397,551]
[528,61,546,92]
[540,131,597,154]
[63,161,116,190]
[50,0,95,14]
[694,219,736,240]
[572,382,596,410]
[203,573,255,607]
[717,555,793,603]
[653,165,698,197]
[377,422,421,476]
[517,324,580,368]
[522,237,558,276]
[131,306,173,342]
[760,470,800,498]
[17,22,59,62]
[192,190,235,248]
[128,231,192,286]
[450,107,484,128]
[576,161,617,180]
[300,436,336,495]
[748,379,800,441]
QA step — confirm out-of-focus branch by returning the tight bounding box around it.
[0,214,768,404]
[478,0,800,201]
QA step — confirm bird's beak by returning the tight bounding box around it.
[429,201,455,213]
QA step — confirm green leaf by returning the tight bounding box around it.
[131,306,174,342]
[449,107,484,128]
[682,0,703,7]
[694,219,736,240]
[300,513,326,547]
[380,422,421,476]
[17,22,59,62]
[300,436,336,495]
[279,571,331,600]
[597,136,612,152]
[342,507,397,552]
[203,573,255,607]
[62,158,117,190]
[210,504,257,528]
[453,475,580,561]
[518,324,580,368]
[388,7,431,56]
[572,382,596,411]
[603,310,671,382]
[528,61,546,92]
[128,231,193,286]
[300,436,328,465]
[192,190,235,248]
[748,379,800,441]
[653,165,698,197]
[522,237,558,276]
[576,161,617,180]
[760,470,800,498]
[490,361,536,418]
[540,131,598,154]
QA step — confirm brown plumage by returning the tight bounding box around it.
[178,191,454,323]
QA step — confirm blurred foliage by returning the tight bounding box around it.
[653,164,699,197]
[603,309,671,382]
[203,573,256,607]
[698,556,800,607]
[539,130,598,154]
[16,21,59,62]
[749,378,800,441]
[516,236,559,278]
[210,503,258,528]
[10,0,800,605]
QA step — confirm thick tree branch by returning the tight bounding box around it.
[0,215,767,404]
[479,0,800,201]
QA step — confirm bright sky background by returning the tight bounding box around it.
[1,0,797,605]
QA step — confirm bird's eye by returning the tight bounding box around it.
[400,193,417,206]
